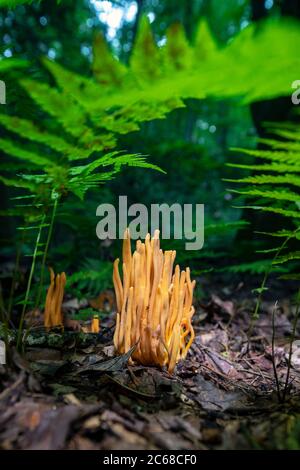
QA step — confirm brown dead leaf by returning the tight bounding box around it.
[68,435,99,450]
[83,415,101,430]
[63,393,81,406]
[286,340,300,370]
[212,294,235,317]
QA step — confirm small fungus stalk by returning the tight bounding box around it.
[91,314,100,333]
[113,229,196,373]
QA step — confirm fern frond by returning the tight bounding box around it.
[264,128,300,142]
[205,220,250,233]
[112,154,166,173]
[229,187,300,204]
[93,33,127,86]
[279,273,300,280]
[227,162,300,173]
[67,152,164,199]
[67,258,113,296]
[194,19,218,61]
[256,230,300,239]
[0,58,28,71]
[220,260,287,274]
[0,114,91,160]
[1,16,300,217]
[0,139,58,167]
[42,58,100,109]
[164,22,192,71]
[130,16,162,84]
[258,138,300,151]
[273,251,300,264]
[230,147,300,164]
[20,79,87,139]
[0,0,34,5]
[225,174,300,187]
[68,151,120,176]
[233,205,300,219]
[219,260,272,274]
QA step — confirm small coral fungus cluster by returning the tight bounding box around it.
[44,268,66,328]
[113,229,196,373]
[44,268,100,333]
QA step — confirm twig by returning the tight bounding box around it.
[199,363,255,395]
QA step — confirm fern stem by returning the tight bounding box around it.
[248,270,269,335]
[282,288,300,403]
[0,283,8,347]
[16,213,46,351]
[7,243,23,319]
[7,199,37,318]
[34,196,59,310]
[271,301,282,402]
[248,227,300,339]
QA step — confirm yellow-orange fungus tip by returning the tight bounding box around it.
[91,315,100,333]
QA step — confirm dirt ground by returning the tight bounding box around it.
[1,276,300,450]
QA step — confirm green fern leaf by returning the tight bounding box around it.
[229,187,300,204]
[219,260,272,274]
[20,78,87,139]
[227,162,300,173]
[93,33,127,86]
[230,147,300,164]
[273,251,300,264]
[165,23,192,71]
[0,58,28,71]
[0,139,57,167]
[130,16,162,83]
[194,19,218,61]
[233,205,300,219]
[255,229,300,239]
[258,138,300,151]
[0,175,36,190]
[225,175,300,187]
[0,114,91,160]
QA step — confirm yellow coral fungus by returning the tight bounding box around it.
[44,268,66,328]
[113,229,196,373]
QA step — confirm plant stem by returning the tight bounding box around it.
[248,228,300,339]
[7,244,22,318]
[0,283,8,348]
[34,197,59,310]
[7,200,36,318]
[282,288,300,403]
[16,213,46,351]
[271,300,282,403]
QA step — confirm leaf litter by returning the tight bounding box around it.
[1,280,300,450]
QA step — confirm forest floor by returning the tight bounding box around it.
[1,275,300,450]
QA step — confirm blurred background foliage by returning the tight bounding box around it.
[0,0,299,309]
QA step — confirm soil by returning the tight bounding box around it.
[1,275,300,450]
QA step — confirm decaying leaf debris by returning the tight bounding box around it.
[113,229,196,372]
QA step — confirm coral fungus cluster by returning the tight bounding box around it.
[113,229,196,373]
[44,268,66,328]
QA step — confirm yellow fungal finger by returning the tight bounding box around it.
[113,258,123,313]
